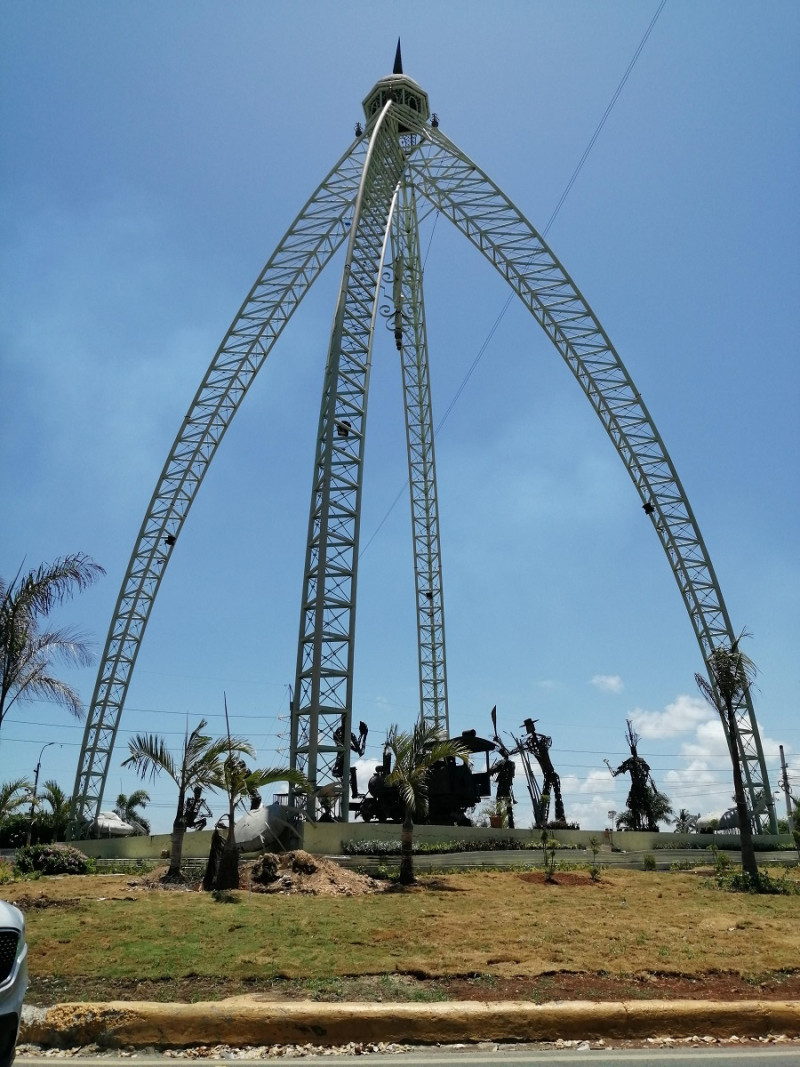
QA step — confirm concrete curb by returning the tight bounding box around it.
[20,998,800,1049]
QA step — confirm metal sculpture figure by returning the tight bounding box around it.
[489,747,516,829]
[520,717,566,825]
[183,786,212,831]
[606,721,658,831]
[488,705,516,828]
[333,715,369,799]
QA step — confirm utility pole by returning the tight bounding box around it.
[26,741,57,847]
[779,745,794,832]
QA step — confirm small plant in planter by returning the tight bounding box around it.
[479,798,509,829]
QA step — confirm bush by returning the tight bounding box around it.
[642,853,656,871]
[341,836,580,857]
[0,813,65,849]
[15,843,91,876]
[717,868,800,896]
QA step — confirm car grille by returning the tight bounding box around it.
[0,930,19,983]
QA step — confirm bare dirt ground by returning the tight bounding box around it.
[8,854,800,1007]
[26,969,800,1008]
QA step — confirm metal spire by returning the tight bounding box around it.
[393,39,403,75]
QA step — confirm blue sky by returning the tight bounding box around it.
[2,1,798,835]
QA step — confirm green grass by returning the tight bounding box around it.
[7,867,800,989]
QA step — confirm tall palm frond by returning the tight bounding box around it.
[0,778,32,820]
[0,554,104,731]
[123,734,179,784]
[696,634,757,718]
[40,779,69,816]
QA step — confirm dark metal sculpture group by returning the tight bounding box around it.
[184,707,674,836]
[605,720,669,831]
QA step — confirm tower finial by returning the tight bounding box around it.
[393,38,403,75]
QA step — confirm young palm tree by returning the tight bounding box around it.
[695,633,759,882]
[39,779,72,840]
[385,721,470,886]
[0,778,32,821]
[0,554,105,735]
[123,719,247,882]
[211,757,310,890]
[114,789,151,835]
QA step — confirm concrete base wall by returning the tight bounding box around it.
[71,830,213,860]
[300,820,792,856]
[67,823,794,860]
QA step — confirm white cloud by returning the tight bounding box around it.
[567,797,620,831]
[590,674,624,694]
[630,694,713,739]
[576,768,617,796]
[681,718,724,756]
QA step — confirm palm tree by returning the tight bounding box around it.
[39,779,72,840]
[674,808,699,833]
[0,554,105,735]
[0,778,32,822]
[616,785,673,831]
[211,757,310,890]
[114,789,151,835]
[385,721,470,885]
[122,719,244,882]
[695,633,759,882]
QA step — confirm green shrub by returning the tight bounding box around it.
[670,859,699,871]
[341,836,567,856]
[15,843,90,876]
[642,853,656,871]
[714,851,731,875]
[718,869,800,895]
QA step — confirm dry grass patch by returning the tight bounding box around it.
[3,866,798,991]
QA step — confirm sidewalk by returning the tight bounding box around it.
[20,997,800,1050]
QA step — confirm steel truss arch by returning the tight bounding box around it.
[68,137,370,834]
[406,127,775,831]
[69,66,776,836]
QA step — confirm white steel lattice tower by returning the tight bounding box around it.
[69,52,778,834]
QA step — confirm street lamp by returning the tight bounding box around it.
[26,741,58,847]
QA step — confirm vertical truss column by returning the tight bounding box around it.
[291,101,409,820]
[391,179,449,735]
